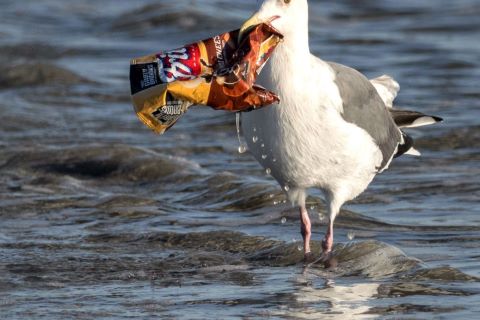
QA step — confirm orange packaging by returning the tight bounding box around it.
[130,23,283,134]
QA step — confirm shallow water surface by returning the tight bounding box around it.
[0,0,479,319]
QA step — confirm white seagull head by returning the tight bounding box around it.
[241,0,309,38]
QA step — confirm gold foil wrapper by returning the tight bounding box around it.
[130,23,283,134]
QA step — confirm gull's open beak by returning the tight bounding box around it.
[239,13,280,42]
[239,12,264,42]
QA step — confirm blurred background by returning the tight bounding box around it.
[0,1,479,319]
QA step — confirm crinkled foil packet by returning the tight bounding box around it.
[130,23,283,134]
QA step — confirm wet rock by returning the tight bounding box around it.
[40,160,119,178]
[326,240,420,278]
[406,267,480,282]
[95,195,157,210]
[377,282,473,297]
[248,242,318,267]
[0,63,91,89]
[2,145,199,185]
[150,231,278,254]
[365,303,463,315]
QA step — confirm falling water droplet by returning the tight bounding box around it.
[282,200,287,204]
[273,201,279,205]
[236,113,248,154]
[272,158,277,162]
[318,214,326,222]
[310,205,315,210]
[262,154,268,160]
[238,145,247,154]
[265,168,271,175]
[261,143,265,148]
[297,245,303,252]
[284,185,290,192]
[252,136,259,143]
[269,194,274,198]
[253,127,257,132]
[281,217,287,224]
[347,232,355,241]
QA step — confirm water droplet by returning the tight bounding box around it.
[281,217,287,224]
[262,154,268,160]
[265,168,271,175]
[283,185,290,192]
[236,113,248,154]
[238,145,247,154]
[272,158,277,162]
[297,245,303,252]
[310,205,315,210]
[261,143,265,148]
[253,127,257,132]
[282,200,287,204]
[347,232,355,241]
[252,136,259,143]
[273,201,279,205]
[269,194,274,198]
[318,214,326,222]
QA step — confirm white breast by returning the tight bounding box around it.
[241,50,383,205]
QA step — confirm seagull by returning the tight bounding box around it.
[239,0,442,262]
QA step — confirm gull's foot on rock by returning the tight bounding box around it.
[322,238,333,254]
[307,251,337,269]
[303,252,315,264]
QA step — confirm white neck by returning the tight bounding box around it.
[265,26,312,90]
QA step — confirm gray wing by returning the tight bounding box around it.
[328,62,402,171]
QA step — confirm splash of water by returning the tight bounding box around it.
[347,231,356,241]
[236,113,248,154]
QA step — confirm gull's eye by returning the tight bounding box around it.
[284,0,291,3]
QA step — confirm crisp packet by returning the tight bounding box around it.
[130,23,283,134]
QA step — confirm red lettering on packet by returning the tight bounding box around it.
[157,45,201,83]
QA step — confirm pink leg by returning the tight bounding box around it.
[307,196,340,267]
[322,220,334,253]
[322,194,340,255]
[299,206,312,259]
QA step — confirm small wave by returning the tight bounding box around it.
[416,125,480,151]
[0,43,101,61]
[110,5,234,33]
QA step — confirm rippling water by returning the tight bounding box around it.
[1,0,479,319]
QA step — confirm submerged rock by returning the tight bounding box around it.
[326,240,421,278]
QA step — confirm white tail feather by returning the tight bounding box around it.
[370,75,400,108]
[407,116,440,128]
[405,147,421,156]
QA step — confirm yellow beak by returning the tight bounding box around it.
[239,12,264,42]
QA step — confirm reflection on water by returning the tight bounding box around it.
[284,280,380,319]
[0,0,479,319]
